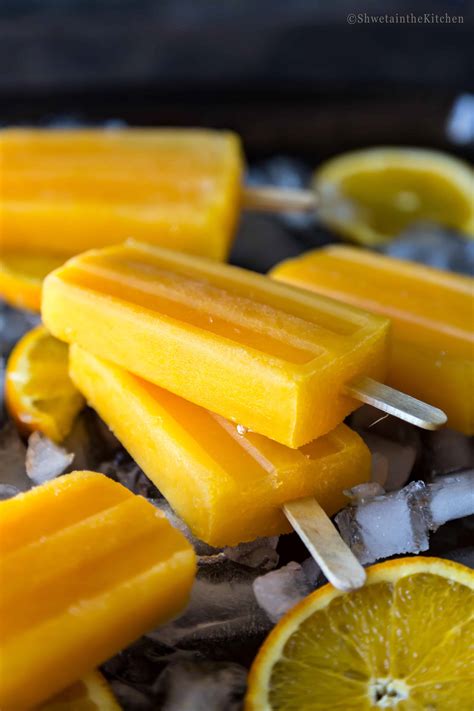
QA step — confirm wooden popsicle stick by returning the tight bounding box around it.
[242,186,317,213]
[283,497,366,592]
[346,376,447,430]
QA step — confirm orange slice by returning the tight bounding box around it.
[0,252,65,312]
[5,325,85,442]
[314,147,474,246]
[245,556,473,710]
[38,671,121,710]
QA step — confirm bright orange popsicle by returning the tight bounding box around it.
[69,345,371,546]
[0,128,243,261]
[0,471,196,710]
[42,240,390,448]
[271,245,474,434]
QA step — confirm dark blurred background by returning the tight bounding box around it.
[1,0,473,160]
[1,0,473,271]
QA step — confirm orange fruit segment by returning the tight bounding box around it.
[0,252,65,312]
[5,325,85,442]
[313,148,474,246]
[245,557,474,710]
[37,670,121,710]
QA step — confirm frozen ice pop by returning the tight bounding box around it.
[0,471,196,710]
[0,128,243,261]
[271,246,474,434]
[42,240,391,448]
[69,345,371,547]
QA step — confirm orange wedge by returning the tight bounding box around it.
[246,557,474,710]
[38,671,121,710]
[5,325,85,442]
[0,252,65,312]
[314,147,474,246]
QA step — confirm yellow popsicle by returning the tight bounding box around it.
[42,240,390,448]
[0,471,196,710]
[0,128,243,261]
[271,245,474,434]
[69,345,371,547]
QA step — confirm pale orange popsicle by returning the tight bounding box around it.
[0,471,196,710]
[0,128,243,261]
[42,240,390,448]
[69,345,371,546]
[271,246,474,434]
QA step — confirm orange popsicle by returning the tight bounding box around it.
[42,240,390,448]
[0,471,196,710]
[0,128,243,262]
[271,246,474,434]
[69,345,371,547]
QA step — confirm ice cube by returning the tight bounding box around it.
[358,431,417,491]
[253,561,316,623]
[25,432,74,485]
[147,559,272,663]
[0,423,30,491]
[344,482,386,503]
[447,93,474,146]
[382,226,474,276]
[223,537,279,571]
[0,484,20,500]
[422,429,474,478]
[429,471,474,527]
[336,481,430,564]
[155,661,247,711]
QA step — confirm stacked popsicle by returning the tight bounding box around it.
[41,240,446,589]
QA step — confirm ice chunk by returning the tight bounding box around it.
[0,423,30,491]
[423,428,474,478]
[344,482,386,503]
[156,661,247,711]
[447,93,474,146]
[382,226,474,276]
[429,472,474,526]
[253,561,316,623]
[336,481,430,564]
[0,484,20,500]
[359,431,417,491]
[336,472,474,564]
[223,537,279,571]
[25,432,74,485]
[147,559,272,662]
